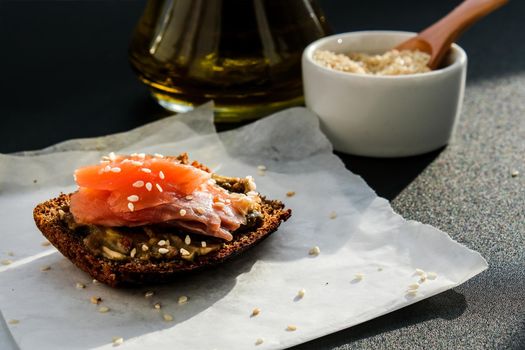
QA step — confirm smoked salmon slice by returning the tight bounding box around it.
[70,153,260,241]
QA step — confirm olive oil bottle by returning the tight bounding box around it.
[129,0,330,122]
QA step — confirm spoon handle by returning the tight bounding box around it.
[421,0,508,68]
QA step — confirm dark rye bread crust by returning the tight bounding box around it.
[34,194,291,287]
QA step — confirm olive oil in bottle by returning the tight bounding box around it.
[129,0,330,122]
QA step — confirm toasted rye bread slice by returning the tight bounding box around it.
[34,194,291,287]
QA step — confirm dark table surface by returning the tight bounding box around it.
[1,1,524,349]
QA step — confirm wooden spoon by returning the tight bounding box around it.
[395,0,508,70]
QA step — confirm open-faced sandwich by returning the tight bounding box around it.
[33,153,291,287]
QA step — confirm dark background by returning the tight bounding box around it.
[1,1,524,349]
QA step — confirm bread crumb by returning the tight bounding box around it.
[178,295,188,304]
[255,338,264,345]
[427,272,438,280]
[8,319,19,325]
[251,308,261,317]
[7,251,14,256]
[163,313,174,322]
[257,165,267,171]
[91,296,102,304]
[41,241,51,247]
[144,291,154,298]
[76,282,86,289]
[329,211,337,219]
[92,279,99,284]
[286,325,297,331]
[286,191,296,197]
[511,170,519,177]
[154,302,161,310]
[377,267,383,272]
[1,259,13,265]
[40,265,51,272]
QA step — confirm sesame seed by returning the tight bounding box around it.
[309,246,321,256]
[128,202,135,212]
[131,160,143,166]
[354,273,364,281]
[146,182,153,191]
[41,241,51,247]
[329,211,337,219]
[130,248,137,258]
[110,167,121,173]
[427,272,438,280]
[201,241,207,248]
[419,274,427,283]
[297,289,306,299]
[99,306,110,313]
[286,191,296,197]
[127,195,139,202]
[255,338,264,346]
[286,325,297,332]
[156,183,163,192]
[179,209,187,216]
[415,268,425,275]
[141,168,152,173]
[251,308,261,317]
[154,302,161,309]
[112,337,124,346]
[144,291,154,298]
[90,296,102,304]
[214,202,225,209]
[257,169,266,176]
[138,153,146,159]
[108,152,116,161]
[104,165,111,173]
[131,153,138,157]
[58,209,66,219]
[41,265,51,272]
[154,153,164,158]
[1,259,13,265]
[257,165,267,171]
[377,267,383,272]
[180,248,190,256]
[163,313,174,322]
[158,248,169,254]
[159,171,165,180]
[8,319,19,325]
[178,295,188,304]
[76,282,86,289]
[92,279,99,284]
[511,170,519,177]
[158,240,167,246]
[408,283,419,290]
[101,156,110,161]
[185,195,193,200]
[132,180,144,188]
[406,290,417,297]
[100,160,110,164]
[195,207,205,215]
[185,235,191,245]
[142,244,149,252]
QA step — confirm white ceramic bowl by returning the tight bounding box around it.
[302,31,467,157]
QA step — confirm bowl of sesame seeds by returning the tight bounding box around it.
[302,31,467,157]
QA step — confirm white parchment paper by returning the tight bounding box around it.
[0,103,487,349]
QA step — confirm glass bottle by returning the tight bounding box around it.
[129,0,330,122]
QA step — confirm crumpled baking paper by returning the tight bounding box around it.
[0,103,487,349]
